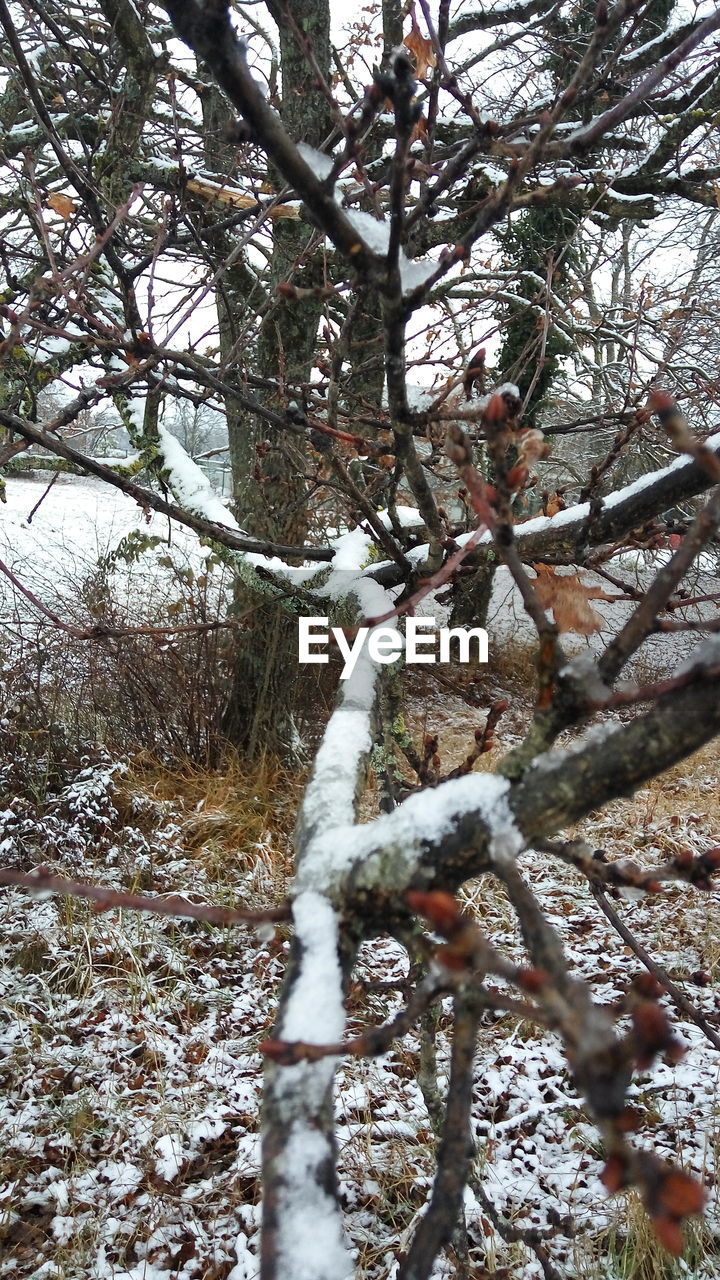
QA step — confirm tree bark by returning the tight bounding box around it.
[215,0,333,758]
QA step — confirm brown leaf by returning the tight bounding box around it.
[404,4,436,80]
[652,1215,684,1256]
[657,1170,706,1219]
[47,192,76,221]
[531,565,614,636]
[185,1040,209,1065]
[544,491,566,517]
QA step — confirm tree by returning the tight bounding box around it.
[2,0,720,1276]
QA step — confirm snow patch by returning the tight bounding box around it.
[276,1124,353,1280]
[297,142,334,181]
[156,424,242,529]
[155,1133,184,1181]
[280,892,345,1045]
[345,210,436,295]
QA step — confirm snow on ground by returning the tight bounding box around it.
[0,473,225,623]
[1,476,720,1278]
[3,474,718,672]
[1,751,719,1279]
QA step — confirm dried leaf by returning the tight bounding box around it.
[657,1170,706,1219]
[47,192,76,221]
[404,4,436,80]
[544,491,566,517]
[652,1215,684,1256]
[531,565,615,636]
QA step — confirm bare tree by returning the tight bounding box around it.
[2,0,720,1275]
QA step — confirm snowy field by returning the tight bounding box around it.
[2,471,718,658]
[0,473,227,624]
[0,475,719,1278]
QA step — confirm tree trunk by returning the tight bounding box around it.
[218,0,332,759]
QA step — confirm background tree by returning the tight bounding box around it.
[2,1,720,1276]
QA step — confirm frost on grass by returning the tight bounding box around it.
[1,742,719,1278]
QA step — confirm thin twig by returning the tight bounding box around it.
[590,884,720,1052]
[399,991,481,1280]
[26,471,61,523]
[0,868,290,925]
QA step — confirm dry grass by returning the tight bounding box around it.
[117,749,304,899]
[567,740,720,982]
[578,1189,720,1280]
[401,635,541,775]
[2,642,720,1278]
